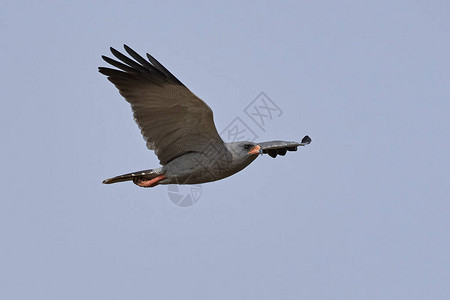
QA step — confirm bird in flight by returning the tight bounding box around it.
[100,45,311,188]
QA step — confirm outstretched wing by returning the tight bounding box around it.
[258,135,311,158]
[99,45,224,165]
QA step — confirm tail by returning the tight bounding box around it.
[102,168,163,184]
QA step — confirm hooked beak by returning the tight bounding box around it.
[248,145,261,155]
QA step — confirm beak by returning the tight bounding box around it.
[248,145,261,155]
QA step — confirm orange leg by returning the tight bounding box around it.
[133,175,166,188]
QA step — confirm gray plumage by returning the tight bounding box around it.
[100,45,311,187]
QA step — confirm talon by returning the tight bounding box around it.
[133,175,166,188]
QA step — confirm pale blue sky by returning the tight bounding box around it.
[1,1,449,299]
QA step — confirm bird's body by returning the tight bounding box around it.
[100,45,311,187]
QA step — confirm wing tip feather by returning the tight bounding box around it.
[301,135,311,145]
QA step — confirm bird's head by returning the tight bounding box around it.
[242,142,262,156]
[225,141,262,162]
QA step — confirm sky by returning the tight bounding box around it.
[1,0,449,299]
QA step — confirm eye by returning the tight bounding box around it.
[243,144,253,150]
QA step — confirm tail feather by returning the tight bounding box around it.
[102,168,162,184]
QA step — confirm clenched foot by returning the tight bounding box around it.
[133,175,166,188]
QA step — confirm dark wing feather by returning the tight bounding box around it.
[99,45,224,165]
[258,136,311,158]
